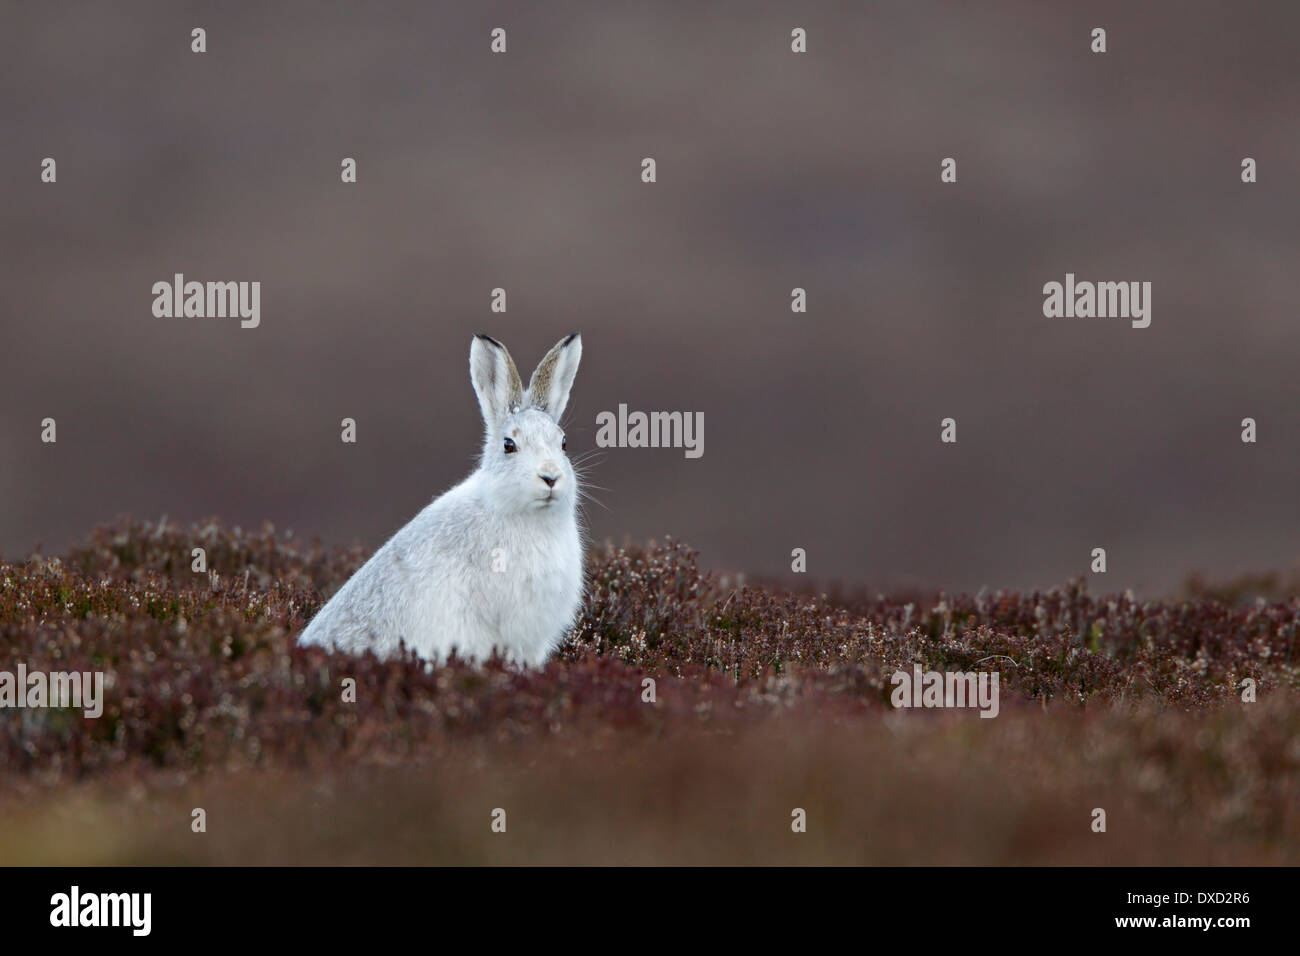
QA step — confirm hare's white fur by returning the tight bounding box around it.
[298,333,584,667]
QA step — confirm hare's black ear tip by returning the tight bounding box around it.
[563,331,580,345]
[475,333,504,348]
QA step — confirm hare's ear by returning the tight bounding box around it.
[526,332,582,421]
[470,334,524,427]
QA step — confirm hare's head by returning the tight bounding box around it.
[469,332,582,514]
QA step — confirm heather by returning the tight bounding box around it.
[0,518,1296,864]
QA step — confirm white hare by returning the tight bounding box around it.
[298,332,584,667]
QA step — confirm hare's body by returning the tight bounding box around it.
[298,333,585,667]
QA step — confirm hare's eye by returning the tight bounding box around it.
[503,437,517,454]
[561,436,567,452]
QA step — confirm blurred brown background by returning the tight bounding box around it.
[2,0,1297,596]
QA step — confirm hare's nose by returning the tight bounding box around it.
[539,473,558,488]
